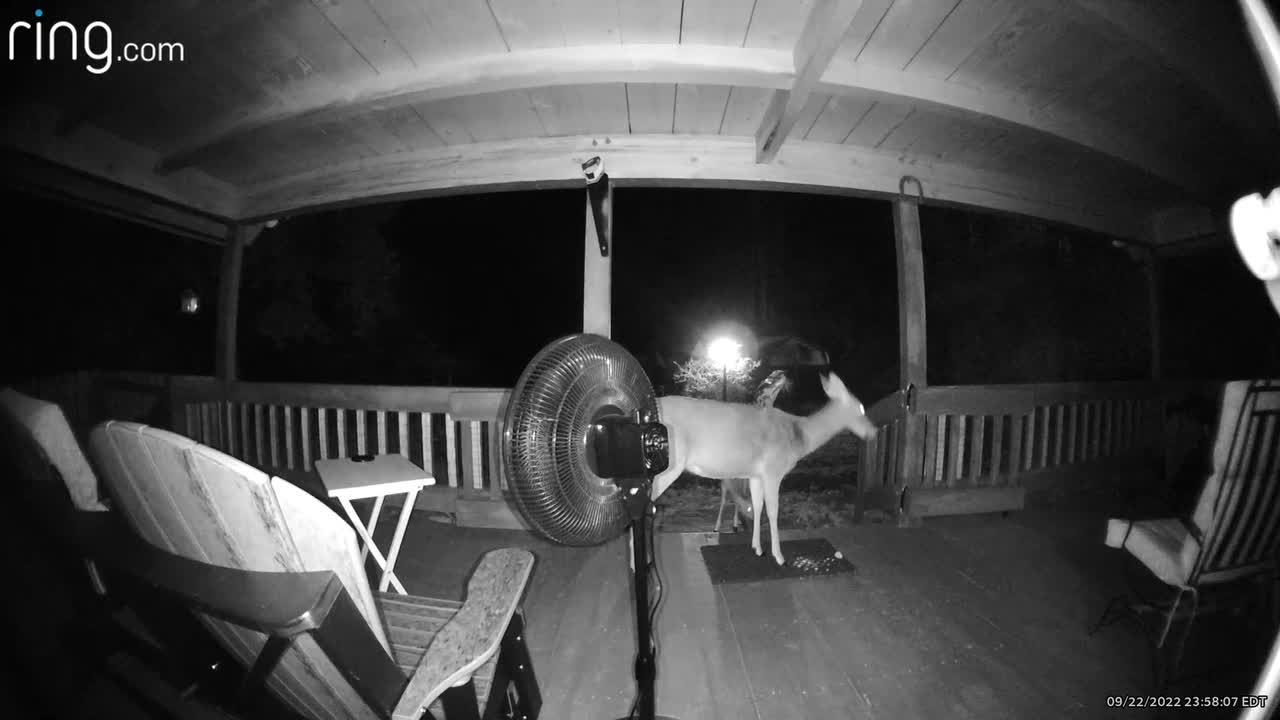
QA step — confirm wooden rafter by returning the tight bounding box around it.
[239,134,1145,240]
[152,43,1202,193]
[755,0,864,164]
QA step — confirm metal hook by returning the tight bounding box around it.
[898,175,924,202]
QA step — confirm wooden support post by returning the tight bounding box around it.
[893,190,928,526]
[215,225,247,382]
[583,187,612,337]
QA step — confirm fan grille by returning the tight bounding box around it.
[502,334,658,545]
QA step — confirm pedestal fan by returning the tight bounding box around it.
[502,333,679,720]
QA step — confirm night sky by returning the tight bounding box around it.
[4,186,1278,401]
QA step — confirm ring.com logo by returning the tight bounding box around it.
[8,9,185,75]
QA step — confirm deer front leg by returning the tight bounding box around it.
[749,477,764,558]
[764,474,784,565]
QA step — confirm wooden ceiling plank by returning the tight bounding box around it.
[625,84,678,133]
[804,94,876,143]
[792,93,835,141]
[818,58,1202,193]
[452,91,552,142]
[843,100,915,148]
[744,0,818,51]
[902,0,1015,77]
[618,0,684,44]
[487,0,566,50]
[272,0,375,83]
[239,133,1146,239]
[720,86,777,136]
[674,84,734,134]
[679,0,757,45]
[756,0,866,163]
[307,0,416,74]
[833,0,895,62]
[557,0,624,45]
[1062,0,1271,138]
[149,41,1202,192]
[857,0,961,70]
[370,0,508,64]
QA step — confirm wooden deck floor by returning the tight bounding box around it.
[386,510,1272,720]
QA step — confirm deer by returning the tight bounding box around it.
[652,372,878,566]
[716,370,791,533]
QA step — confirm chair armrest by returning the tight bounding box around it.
[392,548,535,720]
[64,509,343,637]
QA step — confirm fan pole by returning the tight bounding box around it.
[618,486,678,720]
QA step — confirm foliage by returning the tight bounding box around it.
[672,356,761,402]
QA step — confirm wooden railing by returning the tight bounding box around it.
[859,380,1221,520]
[13,370,1224,525]
[169,377,511,502]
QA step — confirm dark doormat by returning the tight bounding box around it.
[699,537,855,585]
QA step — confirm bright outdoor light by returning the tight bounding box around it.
[707,337,742,368]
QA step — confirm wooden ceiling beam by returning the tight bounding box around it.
[755,0,864,164]
[154,43,1202,194]
[2,101,240,221]
[239,134,1145,240]
[0,153,229,244]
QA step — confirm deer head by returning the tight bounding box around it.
[820,372,878,440]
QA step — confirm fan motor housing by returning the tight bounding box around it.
[586,413,669,479]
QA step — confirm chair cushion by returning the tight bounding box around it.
[1105,517,1201,588]
[0,388,107,511]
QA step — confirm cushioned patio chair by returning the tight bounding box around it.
[0,389,246,717]
[85,420,541,720]
[1090,379,1280,683]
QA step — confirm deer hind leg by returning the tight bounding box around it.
[763,474,784,565]
[714,481,729,533]
[749,477,765,557]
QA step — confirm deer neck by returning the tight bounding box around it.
[796,401,847,454]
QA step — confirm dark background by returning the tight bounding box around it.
[3,186,1278,403]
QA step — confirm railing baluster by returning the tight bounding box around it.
[269,405,280,468]
[1065,404,1077,465]
[922,415,940,488]
[318,407,329,460]
[469,421,483,494]
[1009,413,1024,478]
[398,411,409,458]
[254,404,264,466]
[301,407,312,471]
[990,415,1005,486]
[946,415,964,486]
[445,414,458,489]
[337,408,347,458]
[967,415,985,486]
[376,411,388,455]
[1100,400,1111,458]
[421,413,434,476]
[487,422,503,499]
[285,407,295,471]
[356,410,367,456]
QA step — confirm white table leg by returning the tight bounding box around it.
[379,487,420,593]
[338,496,407,595]
[362,494,385,563]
